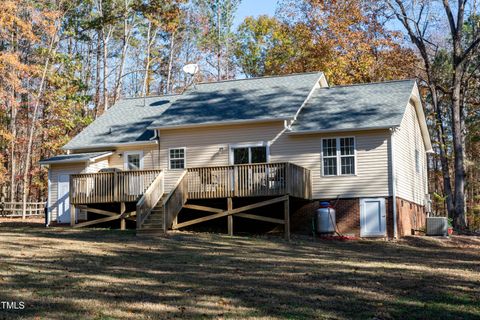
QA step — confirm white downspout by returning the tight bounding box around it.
[390,129,398,239]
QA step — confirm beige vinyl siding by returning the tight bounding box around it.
[108,144,160,170]
[394,102,427,205]
[158,122,391,199]
[85,158,109,173]
[159,122,282,168]
[48,163,87,222]
[273,130,391,199]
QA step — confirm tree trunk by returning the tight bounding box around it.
[21,35,57,219]
[9,91,17,203]
[430,85,455,217]
[114,1,134,103]
[102,26,112,112]
[451,71,467,228]
[166,31,176,94]
[94,31,102,117]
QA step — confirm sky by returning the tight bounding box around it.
[233,0,278,27]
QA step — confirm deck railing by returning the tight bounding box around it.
[70,170,162,204]
[186,162,311,200]
[136,171,164,229]
[164,171,188,229]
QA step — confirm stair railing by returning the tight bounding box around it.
[136,171,164,229]
[164,171,188,230]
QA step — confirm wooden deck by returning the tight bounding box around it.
[70,170,162,204]
[69,163,311,239]
[186,162,311,200]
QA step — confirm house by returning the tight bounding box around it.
[40,72,432,239]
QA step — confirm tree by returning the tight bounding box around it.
[388,0,480,229]
[194,0,241,80]
[234,0,417,84]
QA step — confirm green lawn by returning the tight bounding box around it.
[0,220,479,319]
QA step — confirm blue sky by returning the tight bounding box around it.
[233,0,278,27]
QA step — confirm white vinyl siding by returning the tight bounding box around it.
[394,102,428,205]
[158,122,391,199]
[48,163,86,223]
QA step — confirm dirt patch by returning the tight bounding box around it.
[0,226,479,320]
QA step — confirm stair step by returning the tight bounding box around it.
[146,216,164,221]
[142,223,164,229]
[137,227,165,234]
[145,219,164,224]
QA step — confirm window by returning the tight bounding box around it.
[231,144,268,165]
[322,139,337,176]
[124,151,143,170]
[415,149,420,173]
[169,148,186,169]
[322,137,356,176]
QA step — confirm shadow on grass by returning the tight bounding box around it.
[0,226,479,320]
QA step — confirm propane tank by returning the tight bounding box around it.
[316,202,336,233]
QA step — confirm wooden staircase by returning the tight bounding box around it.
[136,195,167,235]
[136,170,187,236]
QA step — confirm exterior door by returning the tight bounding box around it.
[231,145,268,192]
[57,174,71,224]
[124,151,144,195]
[232,146,267,165]
[360,198,386,237]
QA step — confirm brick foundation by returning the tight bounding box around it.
[291,196,425,238]
[396,197,427,237]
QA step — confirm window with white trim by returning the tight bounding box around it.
[169,148,185,169]
[322,137,356,176]
[124,151,143,170]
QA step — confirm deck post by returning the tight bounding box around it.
[120,202,126,230]
[227,197,233,236]
[70,204,76,227]
[284,196,290,241]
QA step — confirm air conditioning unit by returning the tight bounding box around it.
[426,217,448,236]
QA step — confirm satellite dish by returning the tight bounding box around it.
[182,63,199,75]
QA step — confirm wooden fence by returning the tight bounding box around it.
[0,202,45,217]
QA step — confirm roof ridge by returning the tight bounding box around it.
[195,71,324,86]
[121,93,183,100]
[323,78,415,89]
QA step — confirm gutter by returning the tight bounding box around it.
[39,152,113,166]
[389,128,398,239]
[287,125,398,135]
[63,140,158,151]
[148,117,288,131]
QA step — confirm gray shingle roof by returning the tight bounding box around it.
[290,80,415,132]
[63,95,180,150]
[39,152,112,164]
[62,73,416,152]
[148,72,324,128]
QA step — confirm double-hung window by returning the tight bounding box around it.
[322,137,356,176]
[169,148,186,169]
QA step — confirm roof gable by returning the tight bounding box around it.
[290,80,416,132]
